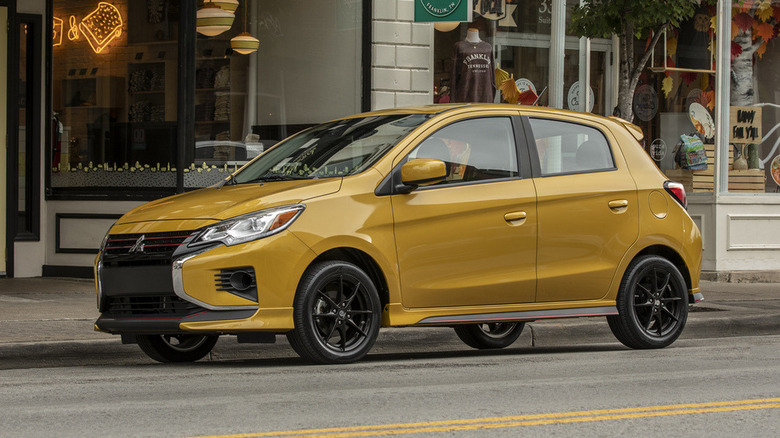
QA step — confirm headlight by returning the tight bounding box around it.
[189,204,305,247]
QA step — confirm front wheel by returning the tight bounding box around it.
[454,322,525,349]
[607,255,689,349]
[136,334,219,363]
[286,261,381,364]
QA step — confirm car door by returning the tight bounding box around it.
[391,114,537,309]
[525,116,639,303]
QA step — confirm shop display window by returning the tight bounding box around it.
[187,0,363,187]
[738,0,780,194]
[433,1,609,115]
[638,2,780,195]
[49,0,364,193]
[51,0,180,190]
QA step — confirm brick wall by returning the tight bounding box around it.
[372,0,434,110]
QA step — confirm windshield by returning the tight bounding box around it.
[231,114,431,184]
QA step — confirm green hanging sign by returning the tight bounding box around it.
[415,0,472,22]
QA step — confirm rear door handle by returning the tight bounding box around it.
[504,211,527,224]
[608,200,629,212]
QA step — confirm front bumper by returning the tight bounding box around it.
[95,227,314,334]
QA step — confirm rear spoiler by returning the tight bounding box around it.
[609,116,644,142]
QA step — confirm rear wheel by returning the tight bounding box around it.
[287,261,381,364]
[608,255,688,349]
[136,334,219,363]
[454,322,525,349]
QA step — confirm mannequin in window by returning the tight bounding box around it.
[451,28,496,103]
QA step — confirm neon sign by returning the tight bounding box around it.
[54,2,124,54]
[79,3,123,53]
[52,17,63,46]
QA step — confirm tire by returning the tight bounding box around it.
[607,255,689,349]
[454,322,525,349]
[136,334,218,363]
[286,261,381,364]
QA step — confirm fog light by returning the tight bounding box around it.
[229,270,253,291]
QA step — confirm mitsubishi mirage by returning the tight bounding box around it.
[95,104,703,364]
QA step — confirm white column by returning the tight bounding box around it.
[549,0,566,109]
[715,0,731,196]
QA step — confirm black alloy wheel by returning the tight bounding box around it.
[287,261,381,364]
[136,334,219,363]
[454,322,525,349]
[608,255,689,349]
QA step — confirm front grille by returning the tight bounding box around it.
[105,294,204,317]
[103,231,193,266]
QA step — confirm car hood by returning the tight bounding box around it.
[117,178,342,225]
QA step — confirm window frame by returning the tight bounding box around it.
[522,116,618,178]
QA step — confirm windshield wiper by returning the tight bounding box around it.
[243,173,312,183]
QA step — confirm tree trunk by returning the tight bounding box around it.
[731,31,757,107]
[616,21,635,121]
[731,29,761,168]
[615,23,666,123]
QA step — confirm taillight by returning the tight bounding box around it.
[664,181,687,209]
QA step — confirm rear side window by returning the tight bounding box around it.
[409,117,519,185]
[528,118,614,176]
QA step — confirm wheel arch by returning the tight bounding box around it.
[632,245,692,291]
[309,247,390,310]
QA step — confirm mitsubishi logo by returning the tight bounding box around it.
[129,235,146,254]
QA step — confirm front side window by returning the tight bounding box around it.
[528,118,614,175]
[231,115,430,184]
[408,117,519,185]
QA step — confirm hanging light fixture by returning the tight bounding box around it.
[196,2,234,37]
[434,22,460,32]
[205,0,239,14]
[230,2,259,55]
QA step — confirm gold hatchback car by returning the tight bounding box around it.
[95,104,703,364]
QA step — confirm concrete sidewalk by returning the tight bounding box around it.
[0,277,778,358]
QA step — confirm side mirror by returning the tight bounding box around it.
[400,158,447,190]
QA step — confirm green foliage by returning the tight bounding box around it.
[570,0,698,39]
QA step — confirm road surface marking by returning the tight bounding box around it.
[191,397,780,438]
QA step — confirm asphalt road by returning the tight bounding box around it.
[1,334,778,437]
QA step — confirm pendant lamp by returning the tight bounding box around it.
[197,2,234,37]
[434,22,460,32]
[205,0,239,13]
[230,3,259,55]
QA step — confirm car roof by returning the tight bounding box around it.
[345,104,643,139]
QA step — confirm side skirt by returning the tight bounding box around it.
[415,306,618,325]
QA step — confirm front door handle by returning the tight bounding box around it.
[608,200,629,212]
[504,211,527,224]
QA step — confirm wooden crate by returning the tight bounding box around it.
[689,169,765,193]
[664,144,763,193]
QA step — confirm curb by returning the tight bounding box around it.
[701,270,780,283]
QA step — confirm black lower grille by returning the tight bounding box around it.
[105,295,204,317]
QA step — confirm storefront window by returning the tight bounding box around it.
[433,1,610,114]
[188,0,364,187]
[736,0,780,194]
[51,1,180,190]
[50,0,364,193]
[636,5,718,194]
